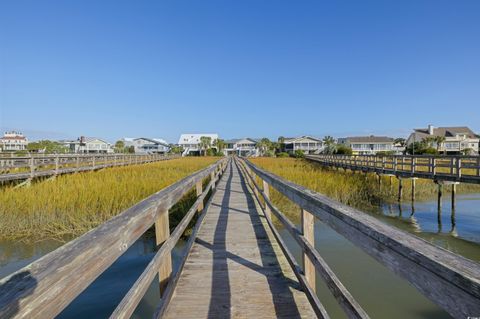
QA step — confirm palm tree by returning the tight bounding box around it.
[323,135,335,146]
[322,136,336,154]
[213,139,225,154]
[422,137,435,148]
[257,138,272,156]
[277,136,285,153]
[394,138,406,147]
[199,136,212,156]
[434,136,446,153]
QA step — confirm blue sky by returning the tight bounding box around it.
[1,0,479,143]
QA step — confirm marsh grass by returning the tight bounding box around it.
[250,158,480,216]
[0,157,217,241]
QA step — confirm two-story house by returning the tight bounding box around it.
[0,131,28,152]
[124,137,170,154]
[224,138,259,157]
[283,136,323,155]
[338,136,395,155]
[178,133,219,156]
[63,137,113,154]
[407,125,479,155]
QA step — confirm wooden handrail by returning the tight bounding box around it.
[236,158,368,319]
[0,158,227,319]
[306,154,480,183]
[0,154,180,182]
[242,158,480,319]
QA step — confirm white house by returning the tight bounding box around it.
[407,125,479,155]
[0,131,28,152]
[178,134,219,156]
[283,136,323,154]
[123,137,170,154]
[224,138,259,157]
[338,136,396,155]
[63,137,113,154]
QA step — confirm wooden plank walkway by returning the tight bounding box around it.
[163,160,315,318]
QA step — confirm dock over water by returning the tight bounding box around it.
[1,156,479,319]
[163,161,315,318]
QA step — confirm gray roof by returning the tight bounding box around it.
[225,138,258,144]
[414,126,477,138]
[344,136,394,143]
[283,136,323,143]
[134,137,169,146]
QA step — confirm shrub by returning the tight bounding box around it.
[335,145,353,155]
[276,152,289,158]
[293,150,305,158]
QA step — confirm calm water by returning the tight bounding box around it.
[1,194,479,318]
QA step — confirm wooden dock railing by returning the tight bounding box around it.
[238,157,480,319]
[306,154,480,184]
[0,158,228,319]
[0,153,180,183]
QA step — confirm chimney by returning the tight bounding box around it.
[428,125,434,135]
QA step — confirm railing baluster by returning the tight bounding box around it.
[196,180,204,212]
[263,180,271,220]
[155,209,172,295]
[302,209,316,292]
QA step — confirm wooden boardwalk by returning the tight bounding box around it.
[162,160,315,318]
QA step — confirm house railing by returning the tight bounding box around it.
[0,158,228,319]
[237,157,480,319]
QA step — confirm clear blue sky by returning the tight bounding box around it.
[1,0,479,143]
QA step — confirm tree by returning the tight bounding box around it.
[27,140,68,154]
[394,138,406,147]
[422,137,436,148]
[277,136,285,153]
[434,136,446,153]
[213,139,225,153]
[169,144,184,154]
[257,138,272,156]
[335,145,353,155]
[322,136,336,154]
[199,136,212,156]
[114,140,125,153]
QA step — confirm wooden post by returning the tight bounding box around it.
[398,177,403,202]
[432,158,437,177]
[477,157,480,177]
[210,171,216,190]
[92,156,95,168]
[155,209,172,295]
[29,157,35,179]
[451,183,456,211]
[437,183,443,212]
[456,158,462,178]
[76,156,80,172]
[263,180,271,220]
[54,156,59,176]
[196,181,204,212]
[301,209,315,292]
[411,157,416,174]
[411,178,416,202]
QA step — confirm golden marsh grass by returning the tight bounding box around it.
[250,158,480,215]
[0,157,217,241]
